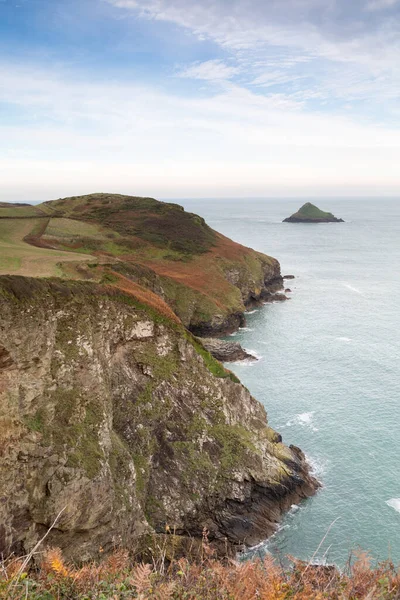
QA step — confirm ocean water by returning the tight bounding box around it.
[179,197,400,567]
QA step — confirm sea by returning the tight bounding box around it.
[178,197,400,567]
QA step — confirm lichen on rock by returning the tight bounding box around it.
[0,276,318,561]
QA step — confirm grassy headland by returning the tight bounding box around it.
[0,194,282,333]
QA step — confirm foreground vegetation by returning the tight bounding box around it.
[2,541,400,600]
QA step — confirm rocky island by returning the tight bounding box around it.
[283,202,344,223]
[0,194,319,562]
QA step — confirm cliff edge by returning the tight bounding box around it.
[0,276,318,561]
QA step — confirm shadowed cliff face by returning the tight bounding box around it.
[0,277,318,561]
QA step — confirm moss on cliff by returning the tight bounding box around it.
[0,274,317,560]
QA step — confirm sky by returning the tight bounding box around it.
[1,0,400,201]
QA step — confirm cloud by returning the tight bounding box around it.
[1,58,400,200]
[177,59,239,81]
[2,1,400,199]
[366,0,399,10]
[106,0,400,111]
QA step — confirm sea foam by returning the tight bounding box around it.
[286,411,319,432]
[230,351,262,367]
[343,283,366,297]
[386,499,400,513]
[305,454,327,479]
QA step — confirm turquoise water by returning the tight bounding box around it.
[180,198,400,567]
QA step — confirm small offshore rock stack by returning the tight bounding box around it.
[284,202,344,223]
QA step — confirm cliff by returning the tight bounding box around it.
[283,202,344,223]
[0,194,284,335]
[0,276,318,561]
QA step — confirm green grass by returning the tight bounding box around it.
[43,218,110,239]
[293,202,336,220]
[0,256,21,271]
[37,193,217,256]
[0,205,45,218]
[0,218,97,277]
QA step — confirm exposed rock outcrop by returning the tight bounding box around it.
[113,247,285,337]
[0,276,318,561]
[196,337,256,362]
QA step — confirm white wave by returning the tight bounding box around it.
[245,309,258,315]
[337,337,352,342]
[286,411,318,432]
[244,349,262,360]
[239,327,254,332]
[305,454,327,478]
[230,355,261,367]
[298,412,314,425]
[343,283,366,297]
[386,498,400,513]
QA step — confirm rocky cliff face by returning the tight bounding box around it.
[0,276,317,561]
[188,252,284,336]
[111,255,284,337]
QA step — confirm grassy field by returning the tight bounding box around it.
[43,217,113,239]
[0,219,96,277]
[0,205,46,218]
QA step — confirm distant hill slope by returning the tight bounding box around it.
[283,202,344,223]
[0,202,31,208]
[0,194,284,335]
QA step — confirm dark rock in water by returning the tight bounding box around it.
[262,292,288,302]
[273,293,288,301]
[283,202,344,223]
[283,274,295,279]
[197,337,257,362]
[285,288,292,293]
